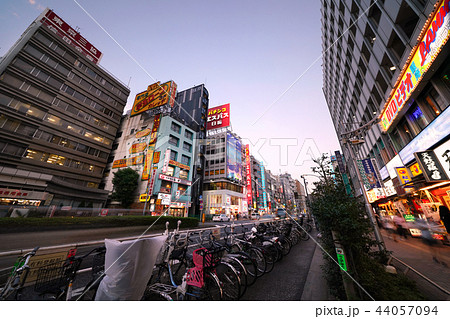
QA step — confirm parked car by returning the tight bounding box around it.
[251,212,260,220]
[276,208,287,219]
[212,214,230,222]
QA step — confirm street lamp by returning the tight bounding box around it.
[339,117,385,252]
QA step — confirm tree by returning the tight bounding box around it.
[112,168,140,208]
[309,154,424,300]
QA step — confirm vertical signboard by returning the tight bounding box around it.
[433,140,450,178]
[414,151,449,182]
[162,149,171,174]
[335,150,346,174]
[395,167,413,187]
[361,158,382,189]
[245,145,253,206]
[142,114,161,180]
[226,132,242,181]
[357,160,372,190]
[260,161,267,211]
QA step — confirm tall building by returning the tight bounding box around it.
[173,85,209,218]
[321,0,450,213]
[203,130,245,218]
[0,9,129,212]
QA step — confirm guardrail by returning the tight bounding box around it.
[387,255,450,298]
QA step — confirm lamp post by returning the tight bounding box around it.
[339,117,385,252]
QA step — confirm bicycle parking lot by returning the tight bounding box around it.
[0,219,316,301]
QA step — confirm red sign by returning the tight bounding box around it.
[41,10,102,64]
[206,104,230,131]
[245,145,253,206]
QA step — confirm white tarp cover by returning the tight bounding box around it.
[95,235,167,300]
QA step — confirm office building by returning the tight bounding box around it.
[0,9,129,210]
[321,0,450,213]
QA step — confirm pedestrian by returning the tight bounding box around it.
[384,217,398,242]
[417,220,446,266]
[439,205,450,233]
[393,214,408,240]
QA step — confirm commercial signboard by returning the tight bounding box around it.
[226,132,242,181]
[356,160,372,190]
[398,106,450,164]
[112,155,144,169]
[129,143,147,154]
[335,150,345,174]
[379,0,450,131]
[136,128,151,138]
[162,149,171,174]
[206,104,230,132]
[130,81,177,117]
[408,162,423,177]
[41,10,102,64]
[395,167,413,187]
[433,139,450,178]
[414,150,449,182]
[142,115,161,180]
[169,160,190,170]
[159,174,192,186]
[245,145,252,206]
[260,161,267,210]
[361,158,382,189]
[158,193,171,205]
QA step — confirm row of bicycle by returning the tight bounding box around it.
[0,218,313,301]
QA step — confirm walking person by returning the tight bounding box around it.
[393,214,408,240]
[439,205,450,234]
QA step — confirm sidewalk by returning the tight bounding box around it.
[300,234,333,301]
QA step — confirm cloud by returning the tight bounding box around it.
[28,0,36,5]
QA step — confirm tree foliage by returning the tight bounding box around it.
[309,154,425,300]
[112,168,140,208]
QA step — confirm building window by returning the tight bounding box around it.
[183,142,192,152]
[170,150,177,161]
[406,103,429,133]
[185,130,193,140]
[169,135,179,147]
[181,155,190,166]
[178,184,188,193]
[171,122,181,133]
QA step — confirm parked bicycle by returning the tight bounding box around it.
[0,246,39,301]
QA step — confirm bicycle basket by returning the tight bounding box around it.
[186,267,203,288]
[34,259,81,294]
[192,247,224,269]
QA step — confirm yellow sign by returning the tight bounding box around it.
[130,81,176,117]
[25,250,75,283]
[169,160,190,170]
[112,155,144,168]
[395,167,412,186]
[129,143,147,154]
[380,0,450,131]
[153,151,161,164]
[135,128,151,138]
[409,162,423,177]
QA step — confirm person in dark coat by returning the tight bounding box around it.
[439,205,450,233]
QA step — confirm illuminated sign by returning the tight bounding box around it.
[379,0,450,131]
[159,174,192,186]
[112,155,144,168]
[169,160,190,170]
[260,161,267,210]
[414,151,449,182]
[395,167,413,187]
[142,114,161,180]
[40,10,102,64]
[153,151,161,164]
[408,162,423,177]
[207,104,230,131]
[129,143,147,154]
[245,145,252,206]
[136,128,151,138]
[226,132,242,181]
[162,149,171,174]
[398,103,450,164]
[433,139,450,177]
[130,81,177,117]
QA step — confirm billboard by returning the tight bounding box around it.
[207,104,230,135]
[226,132,242,181]
[245,145,252,206]
[414,150,449,182]
[379,0,450,131]
[40,10,103,64]
[130,81,177,117]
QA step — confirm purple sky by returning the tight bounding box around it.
[1,0,341,188]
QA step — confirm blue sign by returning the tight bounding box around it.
[260,161,267,209]
[361,158,382,189]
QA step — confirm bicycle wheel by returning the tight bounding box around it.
[185,272,222,301]
[224,255,247,297]
[244,247,266,278]
[214,262,240,300]
[305,223,313,233]
[259,244,276,273]
[279,238,292,256]
[300,230,310,241]
[234,251,258,285]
